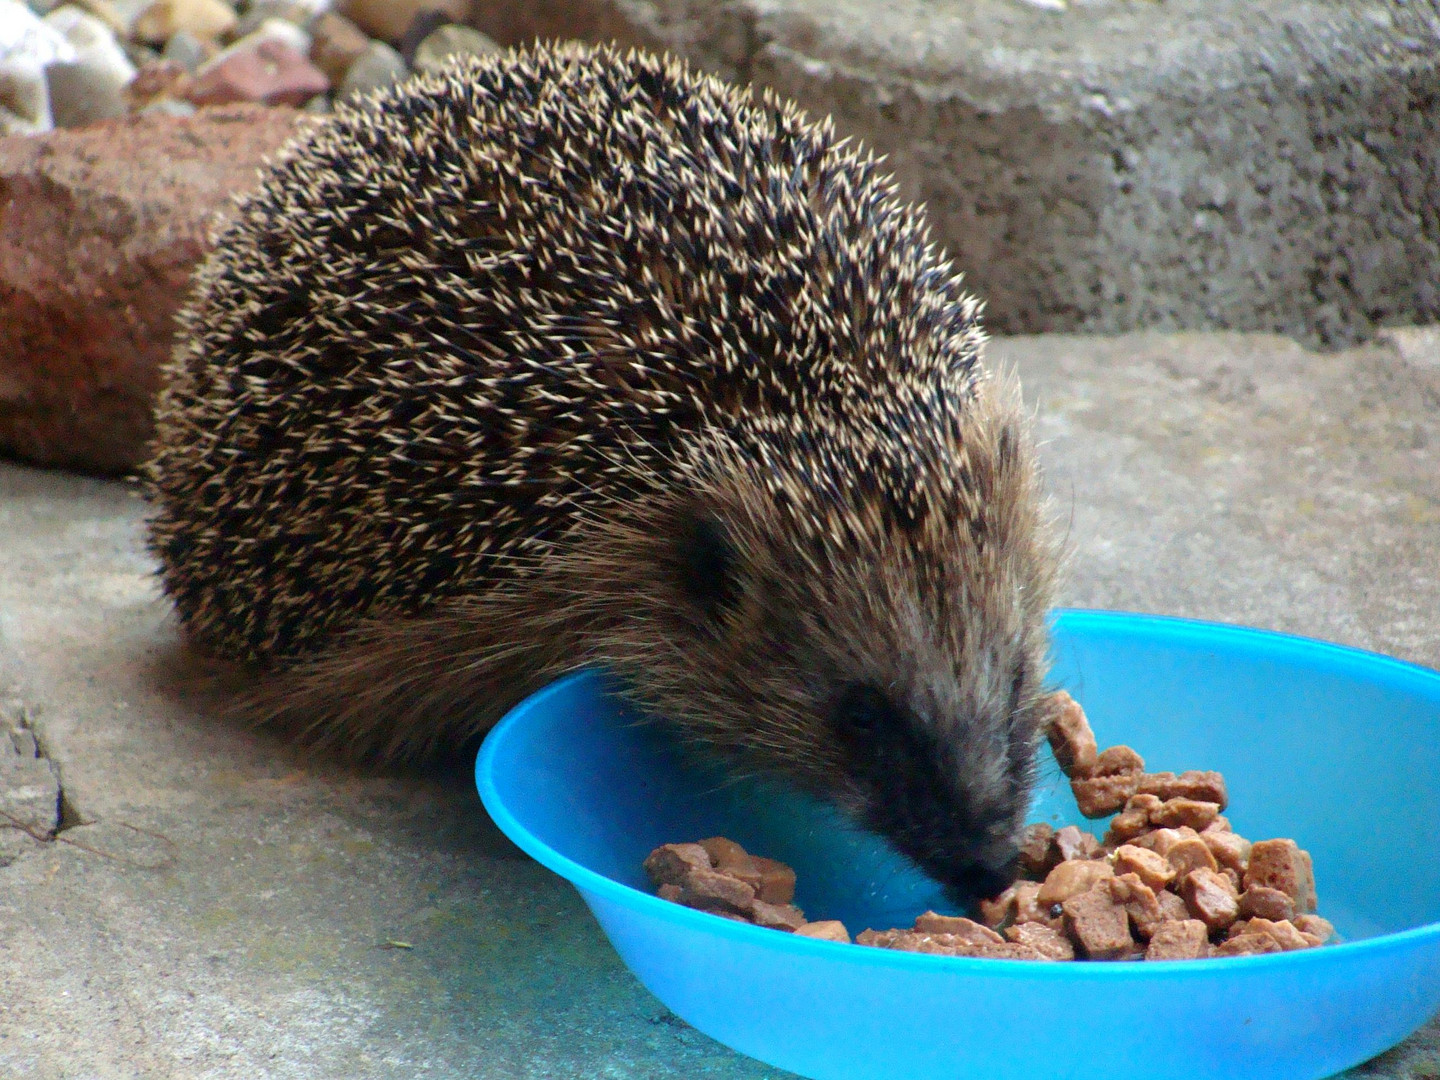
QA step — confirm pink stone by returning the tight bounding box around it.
[189,38,328,108]
[0,105,304,472]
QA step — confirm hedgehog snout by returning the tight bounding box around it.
[826,682,1032,903]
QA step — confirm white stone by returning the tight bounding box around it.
[64,0,127,36]
[0,0,76,64]
[241,15,310,56]
[132,0,237,45]
[0,59,53,131]
[43,4,135,126]
[44,5,120,50]
[1382,326,1440,371]
[103,0,153,33]
[0,0,74,132]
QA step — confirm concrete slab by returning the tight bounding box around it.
[1,329,1437,1077]
[470,0,1440,347]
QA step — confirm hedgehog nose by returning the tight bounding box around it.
[942,856,1019,906]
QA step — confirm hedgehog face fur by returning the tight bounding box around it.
[146,42,1059,902]
[571,378,1055,901]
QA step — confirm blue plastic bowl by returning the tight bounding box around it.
[476,610,1440,1080]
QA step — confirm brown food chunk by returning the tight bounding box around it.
[1017,823,1058,879]
[1244,840,1317,914]
[1108,873,1165,939]
[645,840,767,916]
[1038,859,1115,906]
[695,907,752,922]
[1292,914,1335,945]
[1094,745,1146,776]
[1238,886,1295,922]
[649,744,1331,963]
[1103,793,1169,846]
[1103,809,1153,847]
[698,836,763,890]
[1157,889,1192,922]
[1151,797,1222,831]
[1070,745,1146,817]
[977,885,1018,929]
[1053,824,1103,862]
[857,928,1023,959]
[1012,880,1064,929]
[1131,826,1192,856]
[1001,942,1053,960]
[795,920,851,943]
[1045,691,1099,778]
[1137,770,1228,809]
[1124,792,1166,819]
[1145,919,1210,960]
[751,856,798,905]
[1212,932,1283,957]
[1071,773,1141,818]
[1166,836,1220,878]
[676,868,757,913]
[697,835,749,866]
[1180,867,1240,932]
[1202,829,1251,874]
[1112,844,1177,893]
[749,900,808,930]
[857,928,938,952]
[913,912,1005,944]
[643,843,713,887]
[1242,917,1315,952]
[1061,885,1135,960]
[1005,921,1076,960]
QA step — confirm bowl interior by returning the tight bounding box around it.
[483,611,1440,941]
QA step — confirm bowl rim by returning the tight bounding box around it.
[475,607,1440,976]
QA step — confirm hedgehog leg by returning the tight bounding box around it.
[225,597,586,763]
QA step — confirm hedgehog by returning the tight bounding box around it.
[145,41,1059,902]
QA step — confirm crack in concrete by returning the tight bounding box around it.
[0,692,64,864]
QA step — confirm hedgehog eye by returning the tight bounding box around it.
[676,515,740,622]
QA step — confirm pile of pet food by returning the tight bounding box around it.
[643,691,1333,961]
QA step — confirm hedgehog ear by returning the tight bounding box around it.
[675,514,741,623]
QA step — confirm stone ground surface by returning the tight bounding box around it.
[1,329,1438,1078]
[470,0,1440,347]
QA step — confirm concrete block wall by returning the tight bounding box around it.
[469,0,1440,347]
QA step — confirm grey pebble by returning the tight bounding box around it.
[160,27,206,71]
[337,38,405,103]
[411,23,498,75]
[43,5,135,127]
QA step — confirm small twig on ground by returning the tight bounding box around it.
[0,809,179,871]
